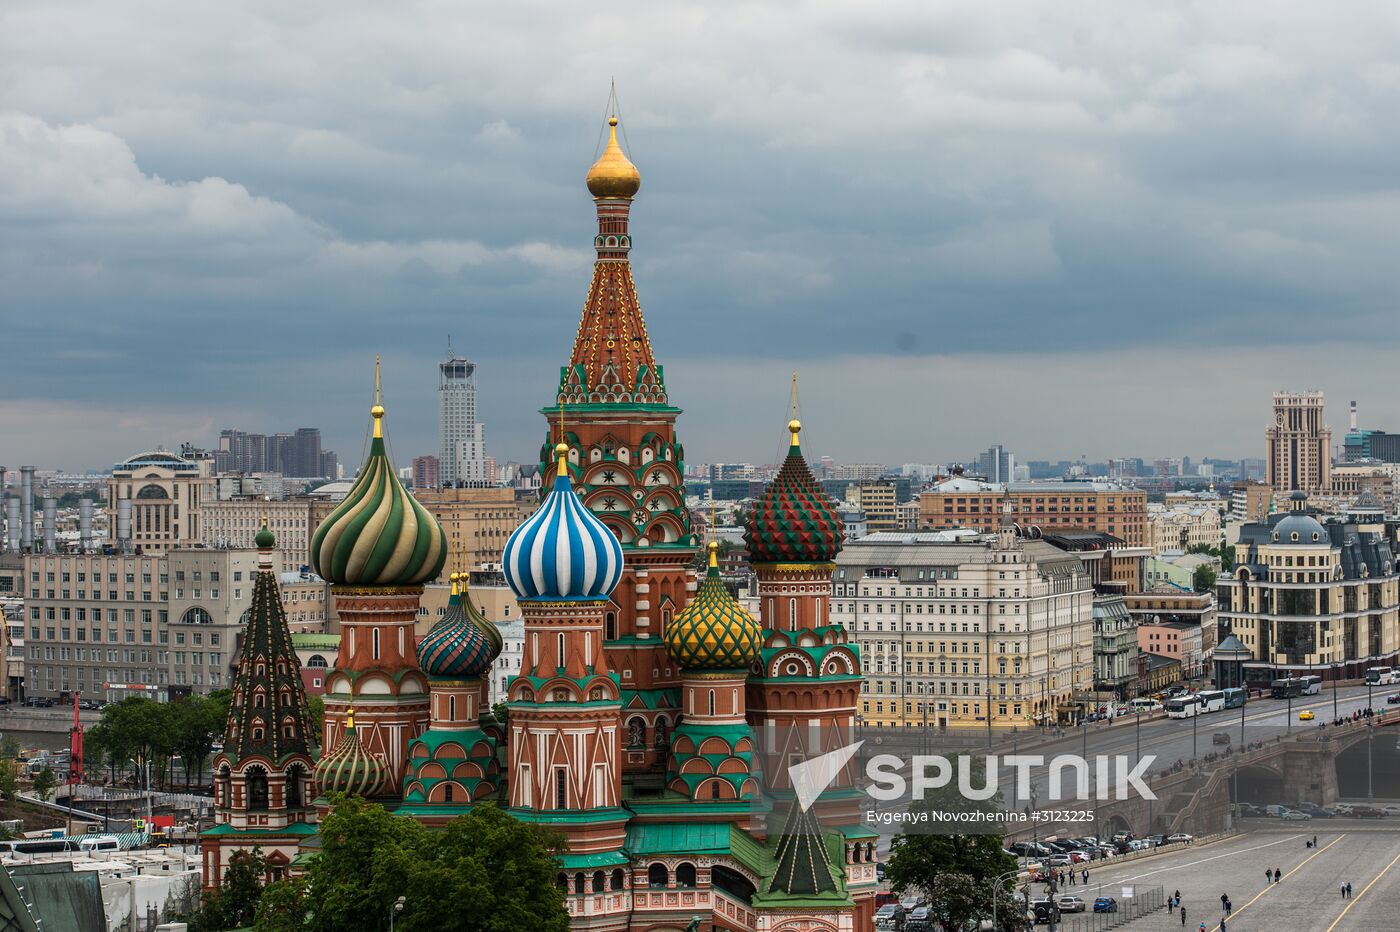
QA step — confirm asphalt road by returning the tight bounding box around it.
[1052,824,1400,932]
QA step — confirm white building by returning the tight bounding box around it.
[439,351,488,487]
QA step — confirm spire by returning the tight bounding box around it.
[767,802,838,896]
[222,538,313,764]
[558,92,666,407]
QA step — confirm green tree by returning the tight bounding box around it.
[299,796,568,932]
[172,695,227,788]
[32,764,56,802]
[1192,564,1218,594]
[307,695,325,738]
[0,735,21,761]
[190,848,267,932]
[254,879,309,932]
[0,761,17,801]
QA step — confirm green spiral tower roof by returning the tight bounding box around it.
[311,397,447,587]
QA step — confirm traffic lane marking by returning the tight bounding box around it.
[1082,833,1304,885]
[1323,847,1400,932]
[1205,834,1346,932]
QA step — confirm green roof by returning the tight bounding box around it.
[6,864,106,932]
[625,822,733,856]
[557,851,631,869]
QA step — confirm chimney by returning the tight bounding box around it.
[4,497,18,552]
[79,499,94,552]
[19,467,34,551]
[117,499,132,553]
[42,496,57,553]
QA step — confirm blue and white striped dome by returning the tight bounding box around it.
[503,446,624,601]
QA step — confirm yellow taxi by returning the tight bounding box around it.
[1298,710,1315,721]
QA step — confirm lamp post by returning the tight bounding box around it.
[1367,718,1374,801]
[989,867,1022,932]
[389,895,405,932]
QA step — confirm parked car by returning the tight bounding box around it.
[1166,833,1193,844]
[1386,693,1400,704]
[874,904,905,929]
[875,862,886,881]
[1350,806,1386,819]
[1045,855,1072,867]
[1280,810,1312,821]
[1093,896,1119,913]
[1032,899,1061,925]
[1296,804,1334,819]
[1212,731,1232,745]
[1056,895,1087,913]
[906,906,932,930]
[1331,803,1355,815]
[1379,805,1400,817]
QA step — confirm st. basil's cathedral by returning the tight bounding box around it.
[200,110,877,932]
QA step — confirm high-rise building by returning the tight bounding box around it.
[977,444,1015,483]
[216,428,336,478]
[411,455,440,490]
[1265,391,1331,493]
[438,350,487,487]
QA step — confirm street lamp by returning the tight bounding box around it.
[989,867,1022,932]
[389,895,405,932]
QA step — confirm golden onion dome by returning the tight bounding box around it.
[586,117,641,199]
[664,542,762,671]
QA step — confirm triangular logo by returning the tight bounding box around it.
[787,740,863,812]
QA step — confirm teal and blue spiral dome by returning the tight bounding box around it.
[417,573,504,679]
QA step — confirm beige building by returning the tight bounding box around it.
[202,497,331,574]
[413,486,531,572]
[919,477,1148,547]
[1219,493,1400,682]
[106,451,216,553]
[21,549,258,698]
[1265,391,1331,493]
[833,528,1095,731]
[279,571,333,634]
[1147,503,1223,554]
[846,481,898,532]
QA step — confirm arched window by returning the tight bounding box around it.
[605,612,617,641]
[710,781,721,800]
[448,695,457,720]
[648,863,669,888]
[307,654,328,669]
[592,870,606,892]
[676,862,697,888]
[180,607,213,626]
[708,689,716,717]
[246,767,269,811]
[610,868,625,891]
[372,629,380,659]
[286,765,304,808]
[574,872,586,894]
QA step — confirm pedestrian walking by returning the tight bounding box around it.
[1313,834,1317,846]
[1274,867,1282,883]
[1175,889,1181,904]
[1220,893,1228,910]
[1265,868,1272,884]
[1069,871,1075,886]
[1226,897,1232,915]
[1346,881,1353,898]
[1341,882,1347,898]
[1180,905,1187,926]
[1082,868,1089,884]
[1220,917,1227,932]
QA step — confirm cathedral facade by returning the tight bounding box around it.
[203,111,876,932]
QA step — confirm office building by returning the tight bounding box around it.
[846,481,898,531]
[21,548,258,698]
[411,455,440,490]
[106,450,216,553]
[1265,391,1331,493]
[438,351,487,486]
[833,527,1094,730]
[977,444,1016,484]
[918,475,1148,547]
[1218,492,1399,682]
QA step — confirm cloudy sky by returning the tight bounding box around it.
[4,2,1400,473]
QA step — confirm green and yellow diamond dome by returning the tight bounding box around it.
[311,380,447,587]
[665,542,762,671]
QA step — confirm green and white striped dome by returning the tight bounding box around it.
[311,402,447,587]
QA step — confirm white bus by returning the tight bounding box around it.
[1364,667,1396,686]
[1165,697,1201,719]
[1197,690,1226,713]
[1301,675,1323,696]
[1131,697,1162,712]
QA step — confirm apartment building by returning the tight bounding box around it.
[832,527,1094,731]
[846,482,898,532]
[21,549,257,699]
[202,497,332,574]
[1147,503,1222,554]
[918,476,1148,547]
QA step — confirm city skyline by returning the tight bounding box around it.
[7,5,1400,469]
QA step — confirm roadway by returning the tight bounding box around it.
[1053,823,1400,931]
[993,684,1394,798]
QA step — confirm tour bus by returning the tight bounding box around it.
[1223,687,1247,709]
[1165,696,1202,719]
[1131,697,1161,713]
[1364,667,1396,686]
[0,834,120,856]
[1301,675,1323,696]
[1197,690,1227,714]
[1271,677,1304,699]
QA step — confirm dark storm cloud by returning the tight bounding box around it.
[3,1,1400,469]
